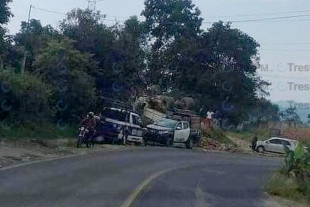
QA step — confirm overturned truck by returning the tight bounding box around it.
[135,95,202,145]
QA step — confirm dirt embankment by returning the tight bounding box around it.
[0,139,124,169]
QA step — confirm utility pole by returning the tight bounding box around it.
[87,0,97,12]
[21,5,33,76]
[87,0,105,13]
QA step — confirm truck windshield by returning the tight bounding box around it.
[154,119,178,128]
[103,108,128,122]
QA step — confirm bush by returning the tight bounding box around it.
[266,143,310,204]
[0,69,54,126]
[265,172,305,201]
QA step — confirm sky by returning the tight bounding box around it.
[6,0,310,104]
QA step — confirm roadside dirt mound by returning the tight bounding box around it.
[0,139,124,169]
[198,136,238,152]
[227,136,253,153]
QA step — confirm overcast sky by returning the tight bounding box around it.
[6,0,310,103]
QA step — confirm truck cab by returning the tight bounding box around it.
[145,118,194,149]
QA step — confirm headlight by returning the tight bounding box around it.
[158,130,171,135]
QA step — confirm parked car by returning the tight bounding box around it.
[94,107,146,146]
[144,118,194,149]
[252,137,307,154]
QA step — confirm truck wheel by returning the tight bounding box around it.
[186,139,193,149]
[140,139,146,147]
[166,138,173,147]
[143,138,148,146]
[122,137,127,146]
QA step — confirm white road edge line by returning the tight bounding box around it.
[120,164,192,207]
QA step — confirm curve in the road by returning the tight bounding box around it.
[0,147,282,207]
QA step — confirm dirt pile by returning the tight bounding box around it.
[198,136,238,152]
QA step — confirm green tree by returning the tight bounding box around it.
[112,16,148,102]
[14,19,60,73]
[248,98,280,128]
[60,9,148,101]
[0,0,13,25]
[142,0,203,44]
[34,37,98,122]
[149,21,262,124]
[142,0,203,96]
[280,107,301,128]
[0,0,14,67]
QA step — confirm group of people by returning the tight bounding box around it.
[202,110,222,128]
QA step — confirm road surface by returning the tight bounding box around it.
[0,147,281,207]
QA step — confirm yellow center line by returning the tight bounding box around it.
[120,164,192,207]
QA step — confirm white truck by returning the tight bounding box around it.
[144,118,194,149]
[95,107,146,146]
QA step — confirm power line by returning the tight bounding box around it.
[259,49,310,52]
[206,9,310,19]
[260,76,310,81]
[33,7,67,15]
[30,6,120,23]
[259,74,310,79]
[27,6,310,25]
[202,14,310,24]
[261,43,310,45]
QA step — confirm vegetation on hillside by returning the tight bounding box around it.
[0,0,294,138]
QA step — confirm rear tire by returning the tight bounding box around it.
[257,146,265,153]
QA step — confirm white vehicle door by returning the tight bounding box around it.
[174,122,183,143]
[127,113,143,142]
[182,122,191,142]
[267,139,283,153]
[264,139,276,152]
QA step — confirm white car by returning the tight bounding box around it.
[254,137,306,154]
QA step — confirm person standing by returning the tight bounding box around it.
[206,110,214,127]
[251,135,258,152]
[214,110,222,127]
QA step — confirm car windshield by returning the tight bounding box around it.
[154,119,178,128]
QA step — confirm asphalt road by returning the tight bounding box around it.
[0,147,281,207]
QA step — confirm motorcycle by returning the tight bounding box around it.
[76,126,94,148]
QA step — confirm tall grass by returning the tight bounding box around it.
[225,128,270,141]
[203,127,236,145]
[265,171,308,202]
[265,144,310,204]
[0,124,76,139]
